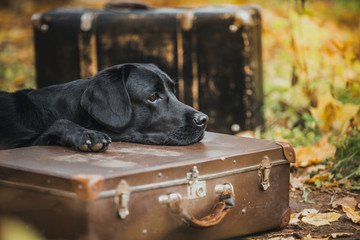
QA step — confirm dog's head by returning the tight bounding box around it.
[80,63,208,146]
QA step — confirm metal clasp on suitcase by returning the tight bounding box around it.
[186,166,206,199]
[159,167,235,228]
[114,180,131,219]
[258,155,272,190]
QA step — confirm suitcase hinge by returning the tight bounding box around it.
[258,155,272,190]
[115,180,131,219]
[186,166,206,199]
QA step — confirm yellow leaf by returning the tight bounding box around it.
[297,208,319,217]
[269,237,295,240]
[0,217,45,240]
[321,181,339,188]
[301,212,342,226]
[295,137,336,167]
[331,39,345,51]
[302,234,329,240]
[310,92,338,132]
[343,206,360,223]
[332,197,360,223]
[310,91,360,133]
[305,165,326,174]
[335,103,360,134]
[330,233,353,238]
[331,196,358,209]
[289,213,300,225]
[306,173,331,183]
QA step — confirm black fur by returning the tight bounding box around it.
[0,64,208,152]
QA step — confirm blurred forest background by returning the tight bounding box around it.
[0,0,359,189]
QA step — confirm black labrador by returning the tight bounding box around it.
[0,63,208,152]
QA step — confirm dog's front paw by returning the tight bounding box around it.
[67,129,112,152]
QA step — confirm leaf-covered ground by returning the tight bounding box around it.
[0,0,359,239]
[246,189,360,239]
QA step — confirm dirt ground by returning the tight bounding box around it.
[240,189,360,239]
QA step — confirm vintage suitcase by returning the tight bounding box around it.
[31,3,263,134]
[0,132,295,240]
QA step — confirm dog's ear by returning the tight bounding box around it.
[81,64,134,132]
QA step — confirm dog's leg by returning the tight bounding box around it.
[34,119,111,152]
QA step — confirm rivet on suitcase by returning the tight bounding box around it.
[0,132,295,239]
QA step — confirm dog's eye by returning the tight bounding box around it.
[148,93,159,102]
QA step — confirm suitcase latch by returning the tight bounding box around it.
[115,180,131,219]
[258,156,272,190]
[187,166,206,199]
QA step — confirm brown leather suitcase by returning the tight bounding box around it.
[0,132,295,239]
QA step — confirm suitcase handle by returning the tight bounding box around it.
[159,188,235,228]
[104,1,151,10]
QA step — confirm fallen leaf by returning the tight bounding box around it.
[295,136,336,167]
[329,232,353,238]
[306,173,331,183]
[331,196,358,209]
[310,91,360,133]
[290,174,307,189]
[310,92,338,132]
[302,234,329,240]
[338,178,353,188]
[0,217,45,240]
[289,213,300,225]
[301,212,342,226]
[343,206,360,223]
[321,181,339,188]
[290,209,319,225]
[296,208,319,218]
[334,103,360,134]
[331,196,360,223]
[269,237,295,240]
[305,165,326,174]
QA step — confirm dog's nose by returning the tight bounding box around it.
[193,113,209,130]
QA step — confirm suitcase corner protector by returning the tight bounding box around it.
[279,207,291,229]
[70,174,104,201]
[275,141,296,163]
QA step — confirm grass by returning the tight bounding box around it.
[332,129,360,188]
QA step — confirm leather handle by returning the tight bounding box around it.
[184,190,235,227]
[159,190,235,228]
[104,1,151,10]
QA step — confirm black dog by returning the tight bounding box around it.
[0,63,208,152]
